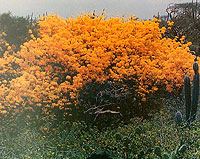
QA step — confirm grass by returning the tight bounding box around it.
[0,107,199,159]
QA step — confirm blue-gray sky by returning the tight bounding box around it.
[0,0,191,19]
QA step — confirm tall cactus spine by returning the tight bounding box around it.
[184,75,191,122]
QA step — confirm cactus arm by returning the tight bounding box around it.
[191,61,199,121]
[191,73,199,121]
[184,76,191,122]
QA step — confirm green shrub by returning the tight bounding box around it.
[0,108,199,159]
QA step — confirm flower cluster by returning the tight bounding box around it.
[0,14,194,113]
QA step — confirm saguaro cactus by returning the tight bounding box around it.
[184,60,199,122]
[184,75,191,122]
[191,61,199,121]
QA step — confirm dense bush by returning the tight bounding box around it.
[0,14,194,117]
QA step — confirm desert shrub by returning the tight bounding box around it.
[0,14,194,118]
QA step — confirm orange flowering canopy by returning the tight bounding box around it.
[0,14,194,113]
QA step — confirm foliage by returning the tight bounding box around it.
[0,31,10,57]
[0,108,199,159]
[78,79,166,126]
[0,12,38,51]
[161,2,200,54]
[0,14,194,114]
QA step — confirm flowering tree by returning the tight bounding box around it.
[0,14,194,114]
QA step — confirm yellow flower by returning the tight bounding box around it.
[0,14,194,113]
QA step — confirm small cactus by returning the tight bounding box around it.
[175,111,183,125]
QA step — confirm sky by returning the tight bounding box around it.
[0,0,192,19]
